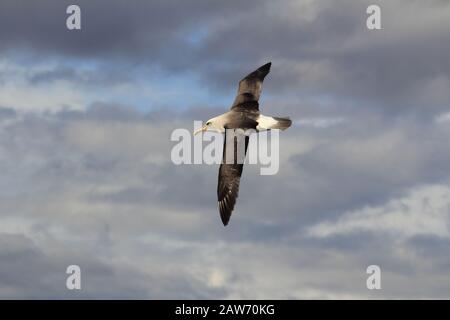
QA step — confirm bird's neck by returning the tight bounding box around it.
[211,114,228,132]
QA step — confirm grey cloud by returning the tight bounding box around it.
[0,233,224,299]
[2,0,450,113]
[28,66,133,87]
[0,107,16,119]
[0,0,259,60]
[287,117,450,223]
[1,104,450,298]
[2,0,450,299]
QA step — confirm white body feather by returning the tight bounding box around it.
[256,114,279,130]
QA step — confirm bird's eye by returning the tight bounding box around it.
[206,122,211,125]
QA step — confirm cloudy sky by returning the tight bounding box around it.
[1,0,450,299]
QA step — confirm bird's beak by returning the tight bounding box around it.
[194,125,207,136]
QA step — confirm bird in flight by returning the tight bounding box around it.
[194,62,291,226]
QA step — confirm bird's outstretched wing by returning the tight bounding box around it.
[231,62,271,110]
[217,131,249,226]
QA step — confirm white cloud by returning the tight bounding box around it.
[207,269,227,288]
[0,82,85,112]
[0,59,85,112]
[306,184,450,239]
[435,112,450,123]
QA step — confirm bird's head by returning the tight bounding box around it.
[194,116,225,135]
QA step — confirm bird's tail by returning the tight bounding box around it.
[272,117,292,130]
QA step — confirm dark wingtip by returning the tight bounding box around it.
[260,62,271,71]
[242,62,272,81]
[257,62,271,78]
[220,213,229,226]
[218,202,230,226]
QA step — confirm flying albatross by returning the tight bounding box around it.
[194,62,291,226]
